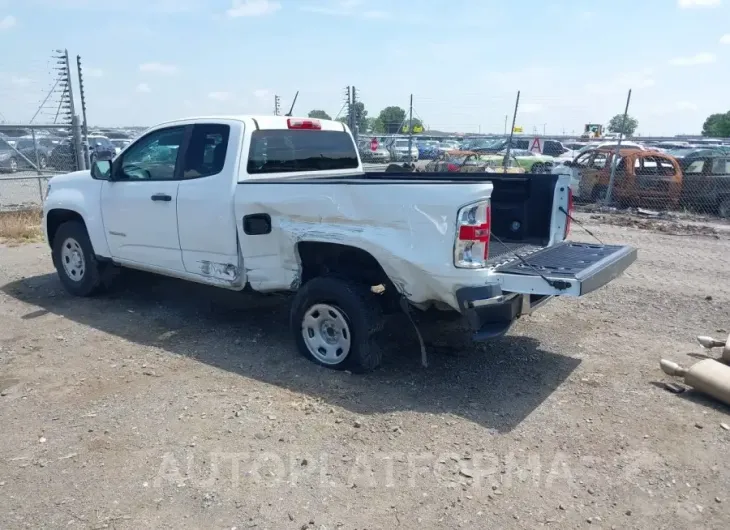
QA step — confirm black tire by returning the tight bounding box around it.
[290,276,384,373]
[52,221,104,297]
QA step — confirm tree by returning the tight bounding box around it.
[376,106,407,134]
[607,114,639,136]
[702,111,730,137]
[308,110,331,120]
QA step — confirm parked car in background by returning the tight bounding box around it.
[575,141,644,156]
[0,138,21,172]
[387,137,419,162]
[417,140,441,160]
[87,136,116,162]
[679,153,730,217]
[500,149,555,173]
[12,137,61,170]
[557,148,681,207]
[438,140,461,152]
[49,135,116,171]
[424,151,526,173]
[110,138,132,155]
[358,138,391,163]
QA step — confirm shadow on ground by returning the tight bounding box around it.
[2,271,581,432]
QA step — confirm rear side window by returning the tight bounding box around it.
[183,124,230,179]
[247,130,358,174]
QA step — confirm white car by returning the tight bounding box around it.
[43,115,636,372]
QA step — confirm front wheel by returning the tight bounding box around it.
[290,277,384,373]
[52,221,103,297]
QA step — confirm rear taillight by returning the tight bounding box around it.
[447,163,459,172]
[564,188,573,239]
[454,201,491,268]
[287,118,321,130]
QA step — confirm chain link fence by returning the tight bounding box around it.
[0,123,85,212]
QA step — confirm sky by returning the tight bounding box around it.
[0,0,729,136]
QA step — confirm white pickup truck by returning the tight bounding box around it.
[43,115,636,372]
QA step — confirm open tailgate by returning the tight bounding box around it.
[492,241,637,297]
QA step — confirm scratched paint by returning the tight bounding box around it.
[198,261,239,282]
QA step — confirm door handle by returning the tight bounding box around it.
[151,193,172,202]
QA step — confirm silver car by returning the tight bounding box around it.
[359,139,391,163]
[387,138,419,162]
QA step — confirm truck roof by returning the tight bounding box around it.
[151,115,349,132]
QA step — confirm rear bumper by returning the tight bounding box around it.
[455,284,553,341]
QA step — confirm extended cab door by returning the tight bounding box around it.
[100,125,188,272]
[176,121,244,286]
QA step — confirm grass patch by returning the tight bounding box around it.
[0,208,43,243]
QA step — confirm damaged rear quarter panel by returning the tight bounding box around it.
[234,179,494,309]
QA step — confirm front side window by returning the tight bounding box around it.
[247,130,358,174]
[117,126,185,181]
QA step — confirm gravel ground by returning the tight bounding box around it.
[1,215,730,529]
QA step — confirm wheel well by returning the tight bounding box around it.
[46,209,85,248]
[296,241,403,309]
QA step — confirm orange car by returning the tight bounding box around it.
[565,148,682,207]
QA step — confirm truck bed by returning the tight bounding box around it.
[244,171,562,248]
[363,171,560,247]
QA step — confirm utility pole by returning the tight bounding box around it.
[274,95,281,116]
[503,91,520,169]
[344,86,352,130]
[76,55,91,169]
[53,49,83,170]
[407,94,414,166]
[504,115,508,135]
[351,85,358,143]
[605,89,632,205]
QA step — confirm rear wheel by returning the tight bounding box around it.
[52,221,103,297]
[8,157,18,173]
[291,277,384,373]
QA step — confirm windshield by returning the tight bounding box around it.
[394,139,410,147]
[247,129,358,174]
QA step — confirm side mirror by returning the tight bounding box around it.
[90,159,112,180]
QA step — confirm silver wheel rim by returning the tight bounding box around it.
[39,156,47,169]
[301,303,352,365]
[10,158,17,171]
[61,237,85,282]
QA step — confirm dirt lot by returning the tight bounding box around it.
[1,215,730,530]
